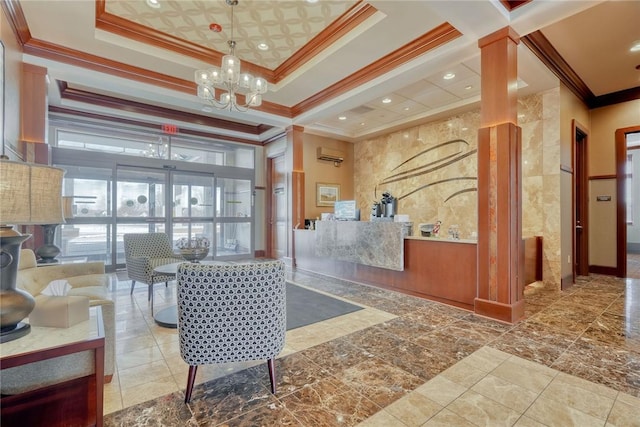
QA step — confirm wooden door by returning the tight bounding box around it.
[573,122,589,282]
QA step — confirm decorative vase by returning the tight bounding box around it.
[179,247,209,263]
[0,234,36,343]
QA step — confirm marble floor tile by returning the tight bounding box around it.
[539,377,615,420]
[422,408,478,427]
[414,375,468,406]
[470,374,539,413]
[338,357,424,407]
[524,395,604,427]
[280,376,380,427]
[608,392,640,427]
[446,390,522,427]
[383,392,442,427]
[102,270,640,425]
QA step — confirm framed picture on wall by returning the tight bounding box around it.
[316,183,340,206]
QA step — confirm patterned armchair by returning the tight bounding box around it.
[177,260,286,403]
[123,233,183,303]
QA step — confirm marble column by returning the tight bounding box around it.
[475,27,525,323]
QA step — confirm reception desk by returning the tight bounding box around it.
[314,220,409,271]
[294,227,477,310]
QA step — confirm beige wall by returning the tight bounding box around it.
[302,134,354,220]
[588,99,640,267]
[1,7,23,159]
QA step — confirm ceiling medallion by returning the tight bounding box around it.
[194,0,268,112]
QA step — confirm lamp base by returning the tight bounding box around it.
[0,232,35,343]
[36,224,61,263]
[0,321,31,343]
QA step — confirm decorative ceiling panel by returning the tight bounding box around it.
[105,0,357,70]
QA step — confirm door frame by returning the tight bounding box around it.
[572,120,589,283]
[616,125,640,278]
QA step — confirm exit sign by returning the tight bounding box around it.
[162,124,179,134]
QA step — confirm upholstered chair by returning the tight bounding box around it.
[177,260,286,403]
[123,233,183,303]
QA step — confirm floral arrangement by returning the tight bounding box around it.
[176,236,210,250]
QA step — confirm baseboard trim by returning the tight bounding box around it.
[474,298,525,324]
[589,265,618,276]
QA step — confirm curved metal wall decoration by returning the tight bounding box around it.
[377,137,478,204]
[443,187,478,203]
[398,177,477,201]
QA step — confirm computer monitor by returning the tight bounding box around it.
[334,200,360,221]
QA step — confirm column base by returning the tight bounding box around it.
[474,298,524,323]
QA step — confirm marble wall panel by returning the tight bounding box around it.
[354,89,561,285]
[523,176,544,237]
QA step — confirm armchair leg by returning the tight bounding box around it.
[130,280,136,295]
[185,365,198,403]
[267,358,277,394]
[149,284,154,314]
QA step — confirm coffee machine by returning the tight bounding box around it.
[371,192,397,220]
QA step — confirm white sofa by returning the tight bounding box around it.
[14,249,115,382]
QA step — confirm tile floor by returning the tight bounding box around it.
[103,268,640,426]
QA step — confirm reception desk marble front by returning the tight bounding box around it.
[315,221,408,271]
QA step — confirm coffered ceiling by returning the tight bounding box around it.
[4,0,639,143]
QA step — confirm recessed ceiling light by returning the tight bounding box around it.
[338,116,347,121]
[360,122,366,126]
[443,72,456,80]
[403,107,410,111]
[630,40,640,52]
[382,98,392,104]
[464,85,473,90]
[307,0,319,3]
[146,0,161,9]
[257,43,269,51]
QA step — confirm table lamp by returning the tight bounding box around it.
[0,159,65,343]
[35,196,74,263]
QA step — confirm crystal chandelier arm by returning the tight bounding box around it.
[195,0,267,112]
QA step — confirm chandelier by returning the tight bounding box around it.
[195,0,268,112]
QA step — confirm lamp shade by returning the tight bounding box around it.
[0,160,65,225]
[62,196,74,219]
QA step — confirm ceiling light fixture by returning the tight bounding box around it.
[257,42,269,51]
[382,98,392,104]
[146,0,160,9]
[195,0,268,112]
[338,116,347,120]
[630,40,640,52]
[443,72,456,80]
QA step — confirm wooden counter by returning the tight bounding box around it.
[294,230,477,310]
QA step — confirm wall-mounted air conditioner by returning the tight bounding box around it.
[317,147,344,164]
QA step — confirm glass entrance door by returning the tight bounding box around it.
[114,166,220,265]
[115,167,169,264]
[171,172,215,256]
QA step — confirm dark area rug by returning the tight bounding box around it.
[286,282,363,330]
